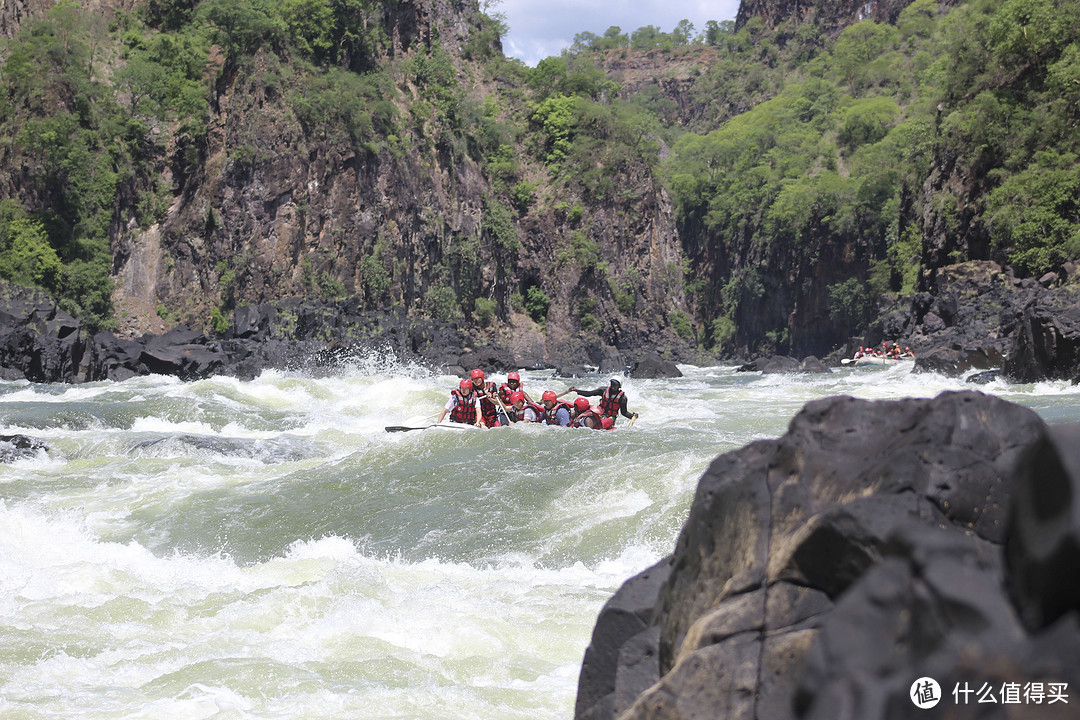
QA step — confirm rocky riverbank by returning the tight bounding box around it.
[0,281,685,383]
[859,260,1080,381]
[575,391,1080,719]
[3,260,1079,385]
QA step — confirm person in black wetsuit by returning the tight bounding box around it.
[569,378,637,426]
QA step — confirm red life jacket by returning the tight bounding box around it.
[599,388,625,419]
[449,389,478,424]
[476,381,500,427]
[498,382,524,404]
[514,400,544,422]
[572,409,603,429]
[543,400,574,426]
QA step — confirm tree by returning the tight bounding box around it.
[570,31,600,54]
[598,26,628,50]
[703,20,734,46]
[630,25,663,51]
[0,215,61,290]
[195,0,286,63]
[672,20,694,46]
[832,21,897,94]
[282,0,335,62]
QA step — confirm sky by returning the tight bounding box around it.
[497,0,743,67]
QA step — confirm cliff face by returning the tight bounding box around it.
[0,0,40,39]
[735,0,961,36]
[104,0,692,367]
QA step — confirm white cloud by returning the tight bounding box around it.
[496,0,741,66]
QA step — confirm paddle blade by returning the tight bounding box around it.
[385,425,431,433]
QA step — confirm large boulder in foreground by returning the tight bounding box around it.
[576,391,1080,719]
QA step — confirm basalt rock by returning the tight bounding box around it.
[0,282,89,383]
[0,282,602,382]
[912,344,1001,376]
[0,434,49,462]
[1003,287,1080,383]
[735,355,831,374]
[576,391,1080,720]
[860,260,1076,379]
[630,352,683,379]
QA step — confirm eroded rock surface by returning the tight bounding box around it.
[576,391,1080,719]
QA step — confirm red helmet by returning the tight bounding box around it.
[574,397,590,412]
[459,378,472,390]
[470,368,485,380]
[541,390,557,403]
[601,417,614,430]
[510,390,525,404]
[507,371,520,382]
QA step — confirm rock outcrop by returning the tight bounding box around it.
[576,391,1079,719]
[848,260,1080,381]
[0,280,689,382]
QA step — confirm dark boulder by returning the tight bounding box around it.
[1004,289,1080,383]
[757,355,800,374]
[135,325,225,380]
[631,352,682,378]
[0,434,49,462]
[576,558,672,720]
[966,368,1001,384]
[0,282,89,383]
[1006,424,1080,632]
[913,344,1001,377]
[139,343,225,380]
[90,331,145,381]
[798,356,831,374]
[577,391,1080,720]
[734,355,830,375]
[232,305,269,339]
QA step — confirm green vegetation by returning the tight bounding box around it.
[650,0,1080,349]
[1,0,1078,356]
[524,285,550,323]
[423,285,458,322]
[473,296,497,326]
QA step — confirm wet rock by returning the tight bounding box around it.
[757,355,800,374]
[576,558,672,720]
[966,369,1001,384]
[91,331,144,381]
[630,352,682,378]
[1006,424,1080,632]
[798,356,831,374]
[0,434,49,462]
[913,344,1000,377]
[1004,288,1080,383]
[577,391,1080,720]
[0,282,88,383]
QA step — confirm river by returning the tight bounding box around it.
[1,353,1078,719]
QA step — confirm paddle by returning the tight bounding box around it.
[491,389,515,425]
[385,424,470,433]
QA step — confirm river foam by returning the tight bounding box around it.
[2,359,1079,718]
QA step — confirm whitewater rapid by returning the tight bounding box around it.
[1,355,1078,719]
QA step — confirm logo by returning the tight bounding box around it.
[911,677,942,709]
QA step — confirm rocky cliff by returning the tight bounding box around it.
[0,0,695,378]
[113,0,693,370]
[576,391,1080,719]
[3,0,1079,384]
[735,0,963,36]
